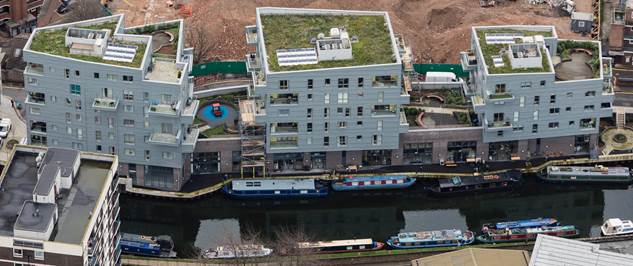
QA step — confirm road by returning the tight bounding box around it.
[0,91,26,163]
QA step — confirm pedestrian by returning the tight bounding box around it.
[10,99,14,108]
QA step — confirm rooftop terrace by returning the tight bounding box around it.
[259,10,397,72]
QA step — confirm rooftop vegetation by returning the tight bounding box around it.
[29,21,147,68]
[557,40,600,78]
[261,14,396,71]
[125,22,180,43]
[476,29,553,74]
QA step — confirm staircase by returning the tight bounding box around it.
[617,112,625,128]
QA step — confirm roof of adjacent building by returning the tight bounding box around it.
[411,248,530,266]
[14,201,56,233]
[610,24,624,51]
[571,12,594,21]
[529,235,633,266]
[257,7,399,72]
[34,164,58,196]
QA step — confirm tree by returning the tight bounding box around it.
[272,225,320,266]
[185,4,222,64]
[65,0,107,23]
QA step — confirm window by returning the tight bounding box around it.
[549,108,560,114]
[357,107,363,116]
[520,81,532,88]
[65,69,70,78]
[307,123,313,132]
[307,79,313,89]
[513,111,519,122]
[94,72,100,79]
[540,80,546,86]
[585,90,596,97]
[77,128,83,139]
[108,117,114,128]
[378,92,384,102]
[566,92,573,98]
[497,130,503,136]
[96,145,102,151]
[337,107,343,114]
[50,95,57,103]
[75,70,80,76]
[279,109,289,116]
[125,148,135,156]
[123,119,135,127]
[569,120,575,126]
[162,152,174,160]
[358,77,364,87]
[495,84,506,93]
[124,134,135,145]
[123,90,134,100]
[75,114,81,121]
[533,96,540,104]
[324,122,329,132]
[323,136,329,146]
[513,126,524,132]
[338,78,349,88]
[143,92,149,100]
[584,105,595,111]
[108,132,115,140]
[519,96,525,107]
[356,135,362,140]
[493,112,504,122]
[357,121,363,126]
[65,112,71,123]
[345,108,350,117]
[337,92,348,104]
[338,136,347,146]
[372,134,381,145]
[13,248,22,258]
[325,78,331,86]
[324,108,329,118]
[70,84,81,94]
[96,131,102,141]
[549,122,559,128]
[27,77,37,85]
[338,121,347,128]
[532,124,538,133]
[145,150,150,161]
[279,80,288,90]
[307,108,312,118]
[566,107,572,112]
[123,75,134,82]
[75,99,82,110]
[124,105,134,112]
[307,94,313,101]
[550,94,556,103]
[30,107,40,115]
[324,93,330,104]
[601,102,611,108]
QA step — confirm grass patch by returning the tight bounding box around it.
[200,126,226,138]
[476,29,553,74]
[30,22,147,68]
[404,107,422,126]
[261,14,395,72]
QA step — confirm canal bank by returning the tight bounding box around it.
[119,175,633,258]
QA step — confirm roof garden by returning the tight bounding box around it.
[28,20,148,68]
[475,28,554,74]
[260,13,396,72]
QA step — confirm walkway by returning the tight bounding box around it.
[0,94,26,164]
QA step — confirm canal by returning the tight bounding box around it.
[120,176,633,258]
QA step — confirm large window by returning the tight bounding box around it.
[372,75,398,87]
[447,141,476,162]
[70,84,81,94]
[338,78,349,88]
[404,143,433,164]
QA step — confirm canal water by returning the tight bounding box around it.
[120,176,633,258]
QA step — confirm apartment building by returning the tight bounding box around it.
[608,0,632,65]
[0,145,120,266]
[0,0,44,36]
[240,7,409,173]
[23,14,198,191]
[460,25,613,156]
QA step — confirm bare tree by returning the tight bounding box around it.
[198,225,268,266]
[185,4,222,64]
[272,225,320,266]
[65,0,107,23]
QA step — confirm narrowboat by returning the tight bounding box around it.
[296,239,384,254]
[601,218,633,236]
[223,179,328,199]
[539,165,633,183]
[386,229,475,249]
[203,244,273,259]
[476,225,579,243]
[483,217,559,230]
[331,175,416,191]
[426,171,522,196]
[120,233,177,258]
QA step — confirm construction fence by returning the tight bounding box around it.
[190,61,468,78]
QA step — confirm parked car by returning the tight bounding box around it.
[57,0,71,14]
[0,118,12,138]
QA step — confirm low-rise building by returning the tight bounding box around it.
[530,234,633,266]
[0,145,120,265]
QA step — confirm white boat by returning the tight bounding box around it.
[203,244,273,259]
[601,218,633,236]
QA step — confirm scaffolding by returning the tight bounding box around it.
[239,99,266,178]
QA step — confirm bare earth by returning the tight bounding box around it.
[109,0,590,63]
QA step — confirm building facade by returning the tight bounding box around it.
[1,0,44,36]
[23,14,198,191]
[0,145,120,266]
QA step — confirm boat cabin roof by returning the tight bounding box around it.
[438,173,515,188]
[604,218,633,228]
[298,238,373,248]
[216,244,264,251]
[398,230,463,242]
[548,166,630,175]
[495,218,557,229]
[343,175,406,182]
[231,179,316,190]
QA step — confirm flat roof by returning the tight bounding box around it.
[14,201,55,233]
[411,248,530,266]
[529,235,633,266]
[258,8,398,72]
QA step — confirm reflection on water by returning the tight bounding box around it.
[120,177,633,258]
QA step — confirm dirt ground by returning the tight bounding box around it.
[109,0,591,64]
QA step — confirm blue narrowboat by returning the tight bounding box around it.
[331,175,416,191]
[120,233,177,258]
[223,179,329,199]
[483,217,559,230]
[386,229,475,249]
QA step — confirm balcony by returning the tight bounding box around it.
[25,64,44,76]
[30,122,47,134]
[269,93,298,105]
[148,130,181,146]
[402,76,411,96]
[182,127,199,153]
[603,82,614,95]
[487,92,514,101]
[92,97,119,111]
[372,75,398,87]
[246,53,261,71]
[270,123,298,134]
[245,25,258,45]
[149,101,180,117]
[270,136,298,149]
[602,57,613,78]
[26,93,45,105]
[485,120,512,130]
[460,50,477,71]
[181,99,199,124]
[372,105,397,117]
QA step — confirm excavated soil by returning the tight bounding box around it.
[111,0,590,63]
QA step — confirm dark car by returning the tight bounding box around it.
[57,0,71,14]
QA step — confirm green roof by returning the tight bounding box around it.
[29,21,147,68]
[261,14,396,72]
[476,28,553,74]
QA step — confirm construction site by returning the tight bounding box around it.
[108,0,601,64]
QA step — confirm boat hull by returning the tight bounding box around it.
[386,231,475,249]
[476,229,579,244]
[537,171,633,184]
[332,178,416,191]
[223,188,329,199]
[312,242,385,254]
[426,183,519,197]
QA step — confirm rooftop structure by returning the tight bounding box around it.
[0,145,120,265]
[411,248,530,266]
[529,234,633,266]
[257,8,399,72]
